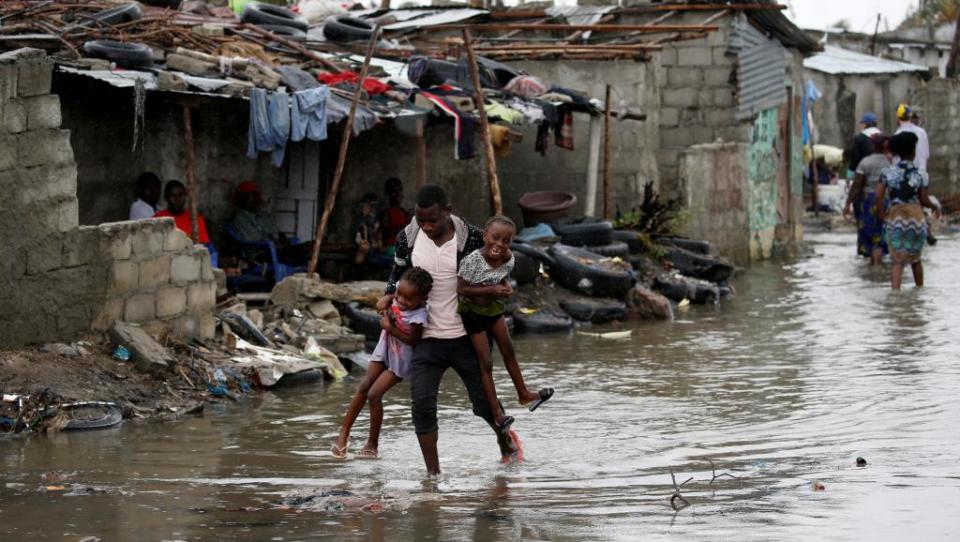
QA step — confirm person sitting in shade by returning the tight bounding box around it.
[154,180,210,244]
[229,181,311,265]
[129,172,162,220]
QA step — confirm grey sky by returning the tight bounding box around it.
[785,0,919,33]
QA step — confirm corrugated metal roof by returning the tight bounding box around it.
[382,9,487,31]
[803,45,930,75]
[732,19,787,119]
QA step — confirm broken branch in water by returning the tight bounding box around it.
[669,469,692,510]
[707,460,739,484]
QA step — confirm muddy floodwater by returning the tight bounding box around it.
[3,232,960,541]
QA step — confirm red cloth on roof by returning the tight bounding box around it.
[155,209,211,244]
[317,72,391,95]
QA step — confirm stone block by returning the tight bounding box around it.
[198,313,216,339]
[91,297,124,331]
[17,129,74,168]
[156,286,187,318]
[714,89,735,107]
[109,322,172,373]
[698,89,714,107]
[171,314,198,338]
[171,254,202,283]
[0,133,15,170]
[660,126,713,148]
[662,87,699,108]
[26,236,61,275]
[110,260,138,294]
[0,63,15,103]
[163,227,190,252]
[715,124,751,143]
[139,255,171,289]
[668,67,702,87]
[659,46,677,67]
[131,225,165,260]
[187,281,216,312]
[62,228,97,268]
[17,177,46,206]
[23,95,61,130]
[102,227,132,260]
[58,199,78,232]
[16,56,53,97]
[677,47,712,67]
[123,292,156,322]
[42,164,78,200]
[679,107,704,125]
[201,253,214,281]
[706,108,734,127]
[704,67,732,87]
[3,100,26,133]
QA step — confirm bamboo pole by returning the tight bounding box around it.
[307,26,380,276]
[603,84,612,220]
[424,23,721,33]
[462,28,503,216]
[241,23,341,73]
[182,105,199,243]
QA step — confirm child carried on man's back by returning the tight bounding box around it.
[456,216,554,431]
[331,267,433,459]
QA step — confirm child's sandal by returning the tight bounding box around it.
[330,441,349,459]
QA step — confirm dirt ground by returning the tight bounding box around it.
[0,337,210,433]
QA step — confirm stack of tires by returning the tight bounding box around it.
[241,2,310,41]
[550,219,629,258]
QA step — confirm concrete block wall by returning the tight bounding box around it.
[0,49,215,347]
[910,78,960,196]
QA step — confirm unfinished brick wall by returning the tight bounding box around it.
[0,48,214,347]
[910,78,960,196]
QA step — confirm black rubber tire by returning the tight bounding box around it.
[343,302,383,341]
[653,274,721,304]
[322,16,375,43]
[662,245,735,284]
[652,234,711,255]
[256,24,307,42]
[275,368,324,388]
[512,309,574,334]
[551,220,614,247]
[510,251,539,284]
[62,404,123,431]
[82,40,154,69]
[584,241,629,258]
[241,2,309,32]
[548,244,636,299]
[559,299,627,323]
[612,230,647,254]
[141,0,182,7]
[511,241,555,267]
[88,3,143,26]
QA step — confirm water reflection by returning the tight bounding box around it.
[2,232,959,541]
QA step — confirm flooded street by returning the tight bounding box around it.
[3,231,959,541]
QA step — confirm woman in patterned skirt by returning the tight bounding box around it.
[875,132,942,289]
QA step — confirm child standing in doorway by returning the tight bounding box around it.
[331,267,433,459]
[457,216,553,431]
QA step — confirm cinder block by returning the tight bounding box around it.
[171,254,201,283]
[662,87,699,108]
[0,63,15,103]
[706,108,734,127]
[668,67,702,87]
[16,56,53,97]
[23,95,60,130]
[659,47,677,67]
[45,164,78,200]
[0,133,15,170]
[91,297,124,331]
[714,89,735,107]
[187,281,216,312]
[124,293,156,322]
[17,178,46,206]
[704,67,732,87]
[679,107,704,125]
[58,199,78,232]
[713,47,732,65]
[17,129,74,168]
[138,255,171,289]
[201,253,213,281]
[171,314,198,338]
[156,286,186,318]
[698,89,714,107]
[198,313,216,339]
[26,236,62,275]
[163,227,190,252]
[3,100,26,133]
[110,260,138,294]
[677,47,712,67]
[131,225,165,260]
[62,228,96,268]
[102,228,132,260]
[715,124,752,142]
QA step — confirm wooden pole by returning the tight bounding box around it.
[425,23,721,33]
[182,105,199,243]
[945,15,960,78]
[462,28,503,216]
[809,103,819,217]
[241,23,341,73]
[603,84,612,220]
[415,117,427,189]
[307,26,380,276]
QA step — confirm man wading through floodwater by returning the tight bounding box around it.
[376,185,522,474]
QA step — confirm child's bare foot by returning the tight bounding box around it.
[496,415,515,432]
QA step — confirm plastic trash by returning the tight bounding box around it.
[112,345,130,362]
[214,368,227,385]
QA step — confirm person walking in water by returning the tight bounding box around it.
[875,132,941,289]
[843,133,892,265]
[331,267,432,460]
[377,185,522,475]
[457,215,553,432]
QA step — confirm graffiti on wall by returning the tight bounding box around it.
[748,107,779,233]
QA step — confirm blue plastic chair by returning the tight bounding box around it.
[224,225,304,288]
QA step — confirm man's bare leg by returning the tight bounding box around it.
[417,431,441,475]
